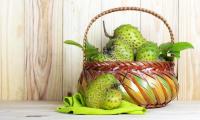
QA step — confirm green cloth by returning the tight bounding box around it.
[57,93,146,115]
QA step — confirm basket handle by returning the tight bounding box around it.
[83,7,175,61]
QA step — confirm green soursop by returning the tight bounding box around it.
[108,38,134,61]
[91,53,111,62]
[103,22,147,49]
[101,89,122,110]
[85,74,119,108]
[112,24,147,49]
[136,41,160,61]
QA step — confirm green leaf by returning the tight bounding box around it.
[64,40,101,61]
[84,41,100,61]
[85,41,99,53]
[159,42,173,54]
[159,42,193,61]
[170,42,194,52]
[64,40,83,49]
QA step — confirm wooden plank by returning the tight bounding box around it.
[178,0,200,100]
[0,101,200,120]
[101,0,141,48]
[140,0,179,44]
[25,0,63,100]
[63,0,102,96]
[0,0,25,100]
[0,0,2,99]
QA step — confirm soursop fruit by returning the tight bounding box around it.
[104,38,134,61]
[85,74,119,108]
[103,23,147,49]
[101,89,122,110]
[136,41,160,61]
[91,53,111,62]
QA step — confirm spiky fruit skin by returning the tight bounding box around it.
[136,41,160,61]
[104,38,134,61]
[101,89,122,110]
[91,53,111,62]
[114,24,146,49]
[85,74,118,108]
[111,39,134,61]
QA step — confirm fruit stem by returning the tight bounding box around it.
[103,21,114,38]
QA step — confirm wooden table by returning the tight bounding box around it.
[0,101,199,120]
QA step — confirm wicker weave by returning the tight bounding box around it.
[78,7,179,108]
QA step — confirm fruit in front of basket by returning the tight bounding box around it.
[64,40,111,62]
[159,42,194,61]
[136,41,160,61]
[104,38,134,61]
[103,22,147,49]
[84,74,120,109]
[101,89,122,110]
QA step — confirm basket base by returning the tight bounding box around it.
[145,103,167,109]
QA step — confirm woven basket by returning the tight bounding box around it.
[78,7,179,108]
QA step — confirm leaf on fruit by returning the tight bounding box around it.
[85,41,100,60]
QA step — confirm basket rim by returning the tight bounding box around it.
[83,61,175,72]
[84,61,174,64]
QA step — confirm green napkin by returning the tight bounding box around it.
[57,93,146,115]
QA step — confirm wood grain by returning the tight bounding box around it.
[141,0,179,44]
[178,0,200,100]
[0,0,25,100]
[25,0,63,100]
